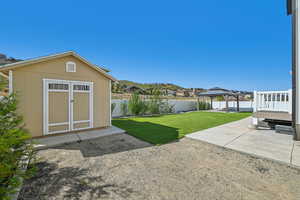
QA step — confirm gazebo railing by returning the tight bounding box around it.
[253,90,292,113]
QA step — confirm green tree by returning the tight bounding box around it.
[0,94,36,199]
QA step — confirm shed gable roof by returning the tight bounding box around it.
[0,51,117,81]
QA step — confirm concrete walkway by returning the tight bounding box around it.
[187,117,300,167]
[32,126,126,150]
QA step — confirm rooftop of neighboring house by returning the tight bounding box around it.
[208,87,229,92]
[126,85,145,91]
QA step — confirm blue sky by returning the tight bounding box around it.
[0,0,292,91]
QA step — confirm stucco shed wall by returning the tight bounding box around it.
[13,55,111,137]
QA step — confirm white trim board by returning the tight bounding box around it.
[8,70,13,94]
[0,72,8,79]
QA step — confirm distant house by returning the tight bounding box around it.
[167,90,176,96]
[162,89,175,96]
[125,85,145,94]
[186,88,206,97]
[176,89,189,97]
[158,89,176,96]
[185,89,194,97]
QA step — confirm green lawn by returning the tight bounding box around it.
[112,111,251,145]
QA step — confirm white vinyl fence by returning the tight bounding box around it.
[212,101,253,112]
[111,99,253,117]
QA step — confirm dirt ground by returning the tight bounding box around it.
[19,133,300,200]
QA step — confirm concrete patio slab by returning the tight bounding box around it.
[32,126,125,150]
[292,141,300,167]
[187,128,243,146]
[187,118,251,146]
[77,126,125,141]
[187,117,299,167]
[32,133,79,150]
[227,130,294,164]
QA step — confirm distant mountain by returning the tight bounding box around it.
[0,53,22,65]
[118,80,184,91]
[112,80,207,97]
[112,80,252,100]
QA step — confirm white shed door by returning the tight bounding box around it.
[43,79,93,135]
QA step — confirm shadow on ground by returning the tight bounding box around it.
[53,118,180,157]
[18,162,137,200]
[112,120,179,145]
[19,123,180,199]
[52,133,153,157]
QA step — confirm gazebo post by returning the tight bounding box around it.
[236,94,240,112]
[225,95,229,112]
[210,96,213,110]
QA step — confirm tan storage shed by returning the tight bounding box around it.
[0,51,117,138]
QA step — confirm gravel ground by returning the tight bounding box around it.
[19,133,300,200]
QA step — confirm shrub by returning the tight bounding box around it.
[126,92,175,116]
[205,102,211,110]
[147,90,175,114]
[0,94,36,200]
[120,101,128,116]
[147,91,161,114]
[198,101,204,110]
[140,102,148,115]
[128,93,148,116]
[198,101,211,110]
[189,101,197,111]
[111,103,116,114]
[160,101,175,114]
